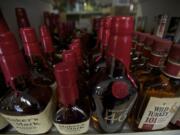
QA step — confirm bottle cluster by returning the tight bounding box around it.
[0,7,179,135]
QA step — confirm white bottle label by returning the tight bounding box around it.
[0,115,8,130]
[138,97,180,130]
[0,97,54,134]
[171,108,180,127]
[54,119,90,135]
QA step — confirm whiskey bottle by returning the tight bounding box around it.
[130,43,180,131]
[40,24,61,67]
[165,44,180,129]
[15,8,30,28]
[20,27,55,88]
[0,32,53,134]
[91,16,137,133]
[53,62,90,135]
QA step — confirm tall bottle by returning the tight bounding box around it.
[53,62,90,135]
[129,41,180,131]
[40,24,61,67]
[0,32,53,134]
[166,44,180,129]
[20,27,55,88]
[15,8,30,28]
[91,16,137,133]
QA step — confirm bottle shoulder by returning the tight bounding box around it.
[54,105,89,124]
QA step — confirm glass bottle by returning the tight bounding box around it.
[165,44,180,129]
[53,62,90,135]
[15,8,30,28]
[129,42,180,131]
[91,16,137,133]
[0,32,53,134]
[40,24,62,67]
[20,27,55,88]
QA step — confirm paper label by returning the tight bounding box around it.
[171,108,180,127]
[138,97,180,130]
[1,97,53,134]
[0,115,8,130]
[54,119,89,134]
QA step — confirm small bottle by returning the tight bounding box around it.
[20,27,55,88]
[130,43,180,131]
[40,24,61,67]
[15,8,30,28]
[0,32,53,134]
[53,62,90,135]
[0,9,9,34]
[91,16,137,133]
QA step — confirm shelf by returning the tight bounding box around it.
[2,123,180,135]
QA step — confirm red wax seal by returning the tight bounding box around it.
[0,9,9,34]
[163,59,180,79]
[70,43,83,66]
[23,42,42,57]
[0,32,19,55]
[103,16,113,29]
[143,48,151,59]
[152,38,172,55]
[148,52,166,67]
[111,16,134,35]
[0,52,29,86]
[20,27,37,43]
[54,62,78,106]
[102,29,111,49]
[40,25,55,53]
[112,81,129,99]
[168,44,180,64]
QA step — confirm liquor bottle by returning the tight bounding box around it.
[40,24,61,67]
[0,9,9,34]
[0,32,53,134]
[90,17,112,76]
[20,27,55,88]
[15,8,30,28]
[165,44,180,129]
[53,62,90,135]
[91,16,137,133]
[129,43,180,131]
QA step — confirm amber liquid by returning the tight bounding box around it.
[129,74,179,131]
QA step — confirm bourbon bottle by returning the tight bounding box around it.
[0,32,53,134]
[53,62,90,134]
[91,16,137,133]
[130,42,180,131]
[40,24,61,67]
[20,27,55,88]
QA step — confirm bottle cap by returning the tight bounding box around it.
[112,80,129,99]
[0,32,20,56]
[111,16,134,35]
[0,9,9,34]
[162,59,180,79]
[108,35,132,71]
[148,52,166,67]
[70,43,83,66]
[168,44,180,64]
[54,62,78,106]
[40,25,55,53]
[15,8,30,28]
[151,38,172,56]
[20,27,38,43]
